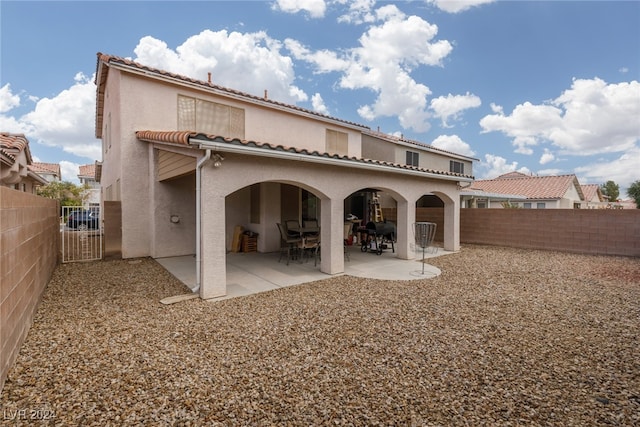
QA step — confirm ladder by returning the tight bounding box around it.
[370,193,384,222]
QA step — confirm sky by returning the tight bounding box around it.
[1,0,639,195]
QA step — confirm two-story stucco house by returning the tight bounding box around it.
[94,53,475,299]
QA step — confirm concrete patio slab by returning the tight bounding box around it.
[155,244,451,302]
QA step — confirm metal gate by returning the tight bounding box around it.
[61,206,103,263]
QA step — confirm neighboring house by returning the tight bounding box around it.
[78,163,101,208]
[29,162,61,183]
[460,188,527,208]
[580,184,607,209]
[94,53,475,299]
[469,172,585,209]
[0,132,48,193]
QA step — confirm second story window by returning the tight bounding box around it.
[178,95,245,139]
[326,129,348,155]
[406,151,419,167]
[450,160,465,174]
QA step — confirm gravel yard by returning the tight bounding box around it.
[1,245,639,426]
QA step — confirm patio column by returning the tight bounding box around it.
[200,190,226,299]
[320,196,344,275]
[395,199,415,260]
[443,197,461,252]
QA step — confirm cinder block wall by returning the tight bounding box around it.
[384,207,639,257]
[460,209,639,257]
[0,187,59,392]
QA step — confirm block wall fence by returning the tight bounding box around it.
[1,187,59,392]
[383,207,640,257]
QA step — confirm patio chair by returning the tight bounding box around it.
[277,223,302,265]
[285,219,302,238]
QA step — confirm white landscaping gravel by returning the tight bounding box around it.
[1,245,638,426]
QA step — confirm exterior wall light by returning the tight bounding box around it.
[212,153,224,168]
[170,215,180,224]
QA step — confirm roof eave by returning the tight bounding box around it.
[189,136,473,183]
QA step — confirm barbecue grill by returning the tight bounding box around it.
[360,221,396,255]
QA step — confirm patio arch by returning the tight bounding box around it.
[197,152,462,299]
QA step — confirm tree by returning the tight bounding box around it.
[627,180,640,209]
[37,181,89,214]
[501,201,521,209]
[600,180,620,202]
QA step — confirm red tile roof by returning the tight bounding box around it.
[0,132,32,164]
[78,164,96,178]
[30,162,61,177]
[471,173,585,200]
[580,184,603,203]
[136,130,475,180]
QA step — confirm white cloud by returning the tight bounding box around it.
[273,0,327,18]
[431,134,475,157]
[284,39,350,73]
[551,78,640,155]
[574,145,640,193]
[479,101,564,154]
[289,5,452,132]
[480,78,640,157]
[539,149,555,165]
[134,31,308,104]
[430,92,481,127]
[311,93,329,115]
[478,154,530,179]
[427,0,496,14]
[60,160,81,183]
[20,73,100,161]
[0,84,21,113]
[337,0,376,24]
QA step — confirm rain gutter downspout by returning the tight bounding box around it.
[194,149,212,294]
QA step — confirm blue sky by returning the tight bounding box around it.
[1,0,639,194]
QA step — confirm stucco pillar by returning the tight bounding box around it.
[259,182,281,253]
[443,198,461,252]
[395,199,415,260]
[200,189,226,299]
[320,197,344,275]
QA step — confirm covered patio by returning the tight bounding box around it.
[156,245,451,301]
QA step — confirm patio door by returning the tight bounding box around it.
[61,206,103,263]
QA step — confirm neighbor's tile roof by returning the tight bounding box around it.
[580,184,603,203]
[136,130,475,180]
[30,162,61,177]
[471,172,584,200]
[78,164,96,178]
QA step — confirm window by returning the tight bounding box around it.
[450,160,464,174]
[178,95,245,139]
[406,151,419,167]
[537,203,546,209]
[523,202,532,209]
[325,129,348,155]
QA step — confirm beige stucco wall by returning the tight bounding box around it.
[104,70,370,258]
[151,170,197,258]
[362,134,473,176]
